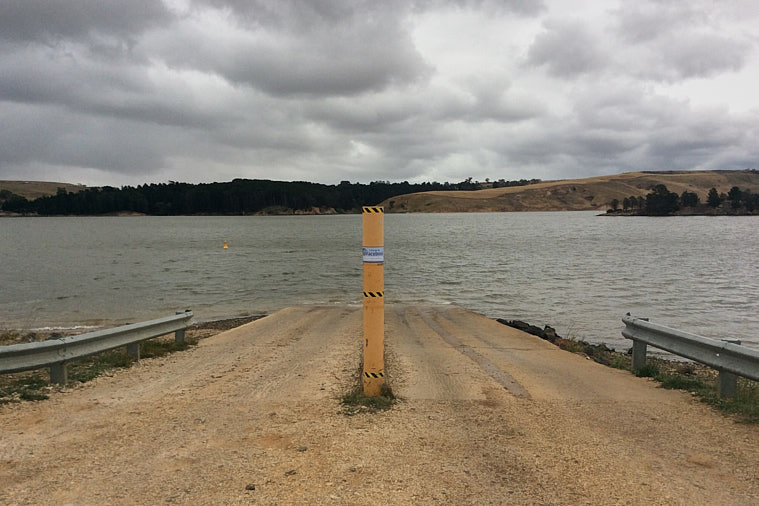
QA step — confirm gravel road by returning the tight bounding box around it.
[1,305,758,505]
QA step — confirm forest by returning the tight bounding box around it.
[1,178,541,216]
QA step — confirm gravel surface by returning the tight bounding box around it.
[1,305,758,504]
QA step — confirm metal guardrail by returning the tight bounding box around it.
[622,314,759,397]
[0,310,193,385]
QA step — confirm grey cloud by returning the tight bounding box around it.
[484,83,759,179]
[640,32,749,81]
[0,0,757,187]
[612,2,751,81]
[151,2,430,97]
[414,0,546,16]
[0,44,233,129]
[0,102,168,174]
[613,3,703,43]
[304,80,542,137]
[206,0,546,26]
[572,85,680,132]
[305,95,423,132]
[222,37,429,97]
[0,0,171,43]
[526,20,606,77]
[196,0,372,28]
[643,113,751,166]
[452,77,545,123]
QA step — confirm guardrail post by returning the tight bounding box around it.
[718,371,738,398]
[126,343,140,360]
[718,339,741,398]
[632,340,647,370]
[50,362,68,385]
[175,310,188,344]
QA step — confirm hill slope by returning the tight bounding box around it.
[381,170,759,213]
[0,180,86,200]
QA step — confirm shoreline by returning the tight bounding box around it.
[2,312,756,422]
[0,314,266,347]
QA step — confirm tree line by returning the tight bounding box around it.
[608,185,759,216]
[1,177,541,216]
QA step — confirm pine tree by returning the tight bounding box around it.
[707,187,721,208]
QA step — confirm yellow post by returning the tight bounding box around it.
[362,206,384,396]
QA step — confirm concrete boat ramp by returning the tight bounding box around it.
[1,305,758,504]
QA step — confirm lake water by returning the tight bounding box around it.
[1,212,757,350]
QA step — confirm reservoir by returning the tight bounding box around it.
[1,212,757,350]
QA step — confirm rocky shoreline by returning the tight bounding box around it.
[496,318,626,366]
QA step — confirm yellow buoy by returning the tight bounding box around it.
[223,240,228,249]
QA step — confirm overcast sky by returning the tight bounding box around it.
[1,0,758,186]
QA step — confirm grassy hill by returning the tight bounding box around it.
[0,180,86,200]
[381,170,759,213]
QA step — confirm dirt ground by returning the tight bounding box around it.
[1,305,758,504]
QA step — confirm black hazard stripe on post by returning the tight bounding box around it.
[363,291,384,298]
[362,206,384,213]
[364,371,385,378]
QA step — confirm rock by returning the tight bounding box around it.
[245,484,256,491]
[497,319,545,339]
[297,446,308,452]
[496,319,567,343]
[285,470,297,476]
[349,467,357,472]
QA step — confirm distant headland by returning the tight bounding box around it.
[378,170,759,214]
[2,170,758,216]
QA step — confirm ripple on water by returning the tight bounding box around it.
[1,213,757,349]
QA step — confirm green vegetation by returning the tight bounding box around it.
[725,185,759,212]
[707,187,722,207]
[679,190,699,207]
[0,189,17,204]
[654,370,759,423]
[0,336,197,404]
[501,320,758,423]
[0,330,22,346]
[1,177,541,216]
[644,184,680,215]
[621,195,645,211]
[341,384,396,415]
[613,184,759,216]
[550,336,759,423]
[66,350,135,383]
[139,338,190,358]
[0,374,51,402]
[634,364,660,378]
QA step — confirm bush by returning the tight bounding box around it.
[635,364,660,377]
[707,187,721,207]
[680,191,699,207]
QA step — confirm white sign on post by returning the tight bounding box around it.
[362,246,384,263]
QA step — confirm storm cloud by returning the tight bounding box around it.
[1,0,757,186]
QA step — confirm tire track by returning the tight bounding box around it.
[415,307,530,398]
